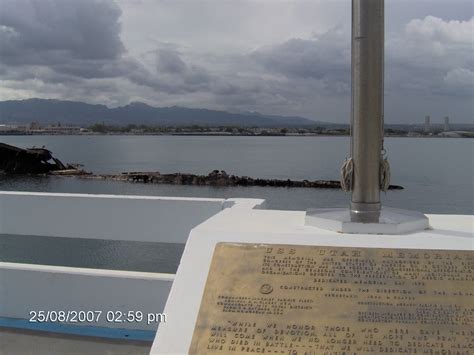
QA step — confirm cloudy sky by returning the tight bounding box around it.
[0,0,472,123]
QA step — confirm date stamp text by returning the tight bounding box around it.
[29,310,166,325]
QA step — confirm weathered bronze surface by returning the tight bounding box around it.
[190,243,473,354]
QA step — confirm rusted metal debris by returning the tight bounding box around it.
[0,142,89,175]
[82,170,404,190]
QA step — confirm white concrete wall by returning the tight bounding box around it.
[0,192,264,243]
[0,262,173,331]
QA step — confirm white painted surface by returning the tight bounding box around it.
[0,262,174,331]
[151,209,473,354]
[0,191,264,243]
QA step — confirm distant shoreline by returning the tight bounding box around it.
[0,132,472,138]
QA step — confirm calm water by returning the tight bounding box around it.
[1,135,473,212]
[1,135,472,272]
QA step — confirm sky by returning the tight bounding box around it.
[0,0,472,123]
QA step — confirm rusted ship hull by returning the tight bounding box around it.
[0,142,87,175]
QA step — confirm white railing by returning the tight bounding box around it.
[0,262,173,334]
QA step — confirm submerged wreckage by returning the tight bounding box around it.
[83,170,403,190]
[1,142,403,189]
[0,143,87,175]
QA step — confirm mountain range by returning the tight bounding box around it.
[0,99,322,127]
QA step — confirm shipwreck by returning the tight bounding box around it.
[0,142,87,175]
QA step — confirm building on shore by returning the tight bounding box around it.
[424,115,431,133]
[0,124,27,134]
[444,116,450,132]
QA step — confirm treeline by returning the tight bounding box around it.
[88,123,350,136]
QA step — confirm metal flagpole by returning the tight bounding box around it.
[305,0,428,234]
[349,0,384,223]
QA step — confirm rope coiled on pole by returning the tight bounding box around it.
[340,155,391,192]
[380,157,391,192]
[340,157,353,192]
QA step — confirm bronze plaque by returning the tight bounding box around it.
[189,243,473,354]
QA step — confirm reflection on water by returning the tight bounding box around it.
[0,234,184,273]
[0,173,471,214]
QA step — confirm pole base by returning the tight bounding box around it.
[305,207,429,235]
[350,202,381,223]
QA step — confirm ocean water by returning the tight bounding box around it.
[1,135,472,212]
[1,135,472,272]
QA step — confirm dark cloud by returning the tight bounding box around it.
[0,0,136,89]
[157,49,187,74]
[250,28,353,98]
[116,48,214,95]
[0,0,124,65]
[133,48,213,94]
[251,28,350,87]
